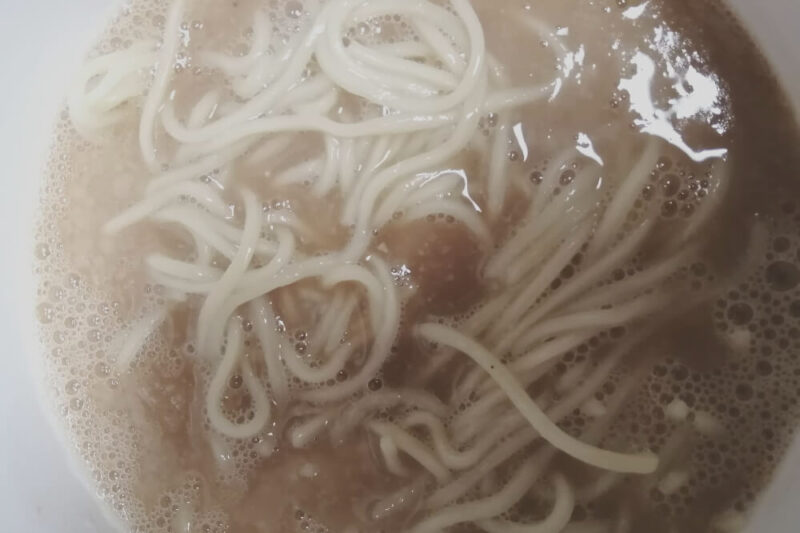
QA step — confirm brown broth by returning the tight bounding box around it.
[33,0,800,532]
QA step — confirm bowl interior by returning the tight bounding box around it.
[0,1,798,532]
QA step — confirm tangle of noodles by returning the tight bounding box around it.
[416,323,658,475]
[66,0,733,530]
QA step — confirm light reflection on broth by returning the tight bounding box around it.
[33,0,800,532]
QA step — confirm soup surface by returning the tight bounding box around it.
[33,0,800,532]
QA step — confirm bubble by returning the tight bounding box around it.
[49,286,66,302]
[660,174,680,197]
[735,383,754,402]
[285,1,303,19]
[756,360,773,376]
[65,379,81,395]
[661,200,678,218]
[773,237,791,253]
[95,361,110,378]
[765,261,800,292]
[36,243,51,259]
[37,303,55,324]
[727,302,753,325]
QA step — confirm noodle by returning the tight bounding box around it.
[477,473,575,533]
[417,323,658,474]
[205,320,272,439]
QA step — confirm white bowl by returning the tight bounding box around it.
[0,0,797,531]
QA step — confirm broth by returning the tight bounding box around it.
[33,0,800,532]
